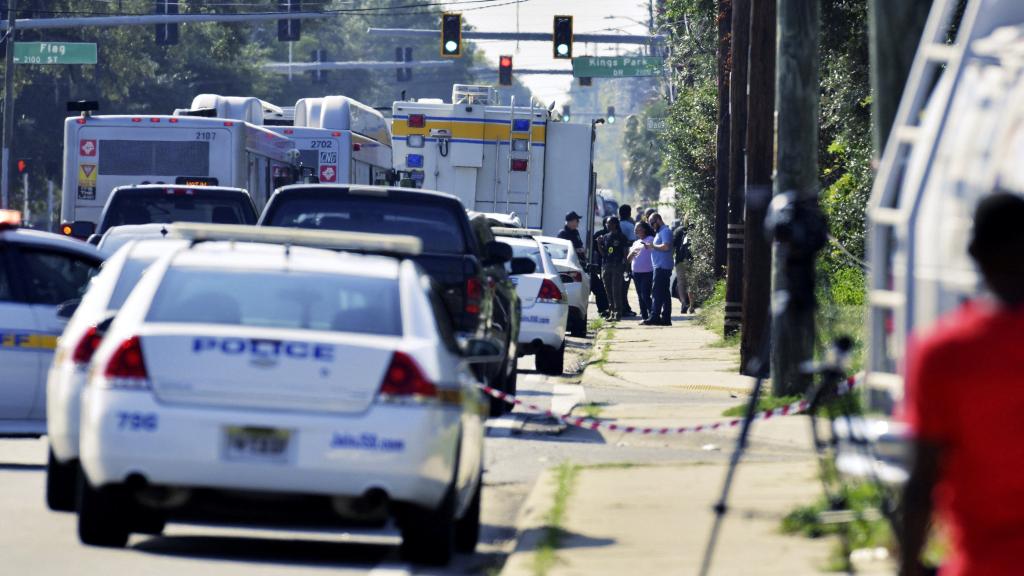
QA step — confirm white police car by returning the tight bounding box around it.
[0,210,102,437]
[75,224,493,566]
[537,235,590,338]
[46,238,187,511]
[493,229,569,375]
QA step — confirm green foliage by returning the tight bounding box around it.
[721,395,801,417]
[623,100,668,201]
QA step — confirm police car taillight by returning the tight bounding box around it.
[104,336,149,384]
[378,352,437,401]
[465,277,483,315]
[0,209,21,229]
[72,326,103,365]
[537,279,563,303]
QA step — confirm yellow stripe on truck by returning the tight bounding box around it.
[0,331,59,351]
[393,119,546,144]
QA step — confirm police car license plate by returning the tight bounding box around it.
[223,427,292,463]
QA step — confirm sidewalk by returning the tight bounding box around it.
[501,296,893,575]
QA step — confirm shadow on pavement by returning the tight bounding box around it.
[133,534,392,568]
[514,526,616,551]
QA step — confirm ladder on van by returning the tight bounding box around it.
[865,0,1018,403]
[505,96,534,228]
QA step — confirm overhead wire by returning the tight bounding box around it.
[14,0,526,18]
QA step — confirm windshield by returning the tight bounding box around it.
[264,195,467,254]
[542,242,571,261]
[146,267,402,336]
[99,190,255,233]
[507,243,545,274]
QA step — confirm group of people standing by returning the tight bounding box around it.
[578,204,694,325]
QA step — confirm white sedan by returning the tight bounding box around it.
[537,235,590,338]
[75,224,492,566]
[493,229,569,375]
[46,238,187,512]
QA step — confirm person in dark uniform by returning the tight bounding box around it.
[557,211,587,266]
[591,217,610,317]
[597,216,629,321]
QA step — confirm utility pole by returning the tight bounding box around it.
[740,0,777,376]
[724,0,750,337]
[772,0,820,397]
[1,0,14,210]
[869,0,933,153]
[713,0,732,277]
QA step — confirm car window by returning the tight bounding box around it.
[506,242,545,274]
[0,252,13,301]
[543,242,570,261]
[99,191,255,233]
[107,258,155,311]
[265,195,467,254]
[20,248,100,305]
[146,267,402,336]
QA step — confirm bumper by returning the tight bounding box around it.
[46,363,86,462]
[79,387,462,509]
[517,302,567,351]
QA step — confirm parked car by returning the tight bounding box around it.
[258,185,519,410]
[537,235,590,338]
[492,228,568,375]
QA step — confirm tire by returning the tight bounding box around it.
[399,489,456,566]
[488,355,516,417]
[536,344,565,376]
[77,472,131,548]
[455,471,483,554]
[570,312,588,338]
[46,449,77,512]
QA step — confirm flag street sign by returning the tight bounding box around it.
[571,56,663,78]
[14,42,98,65]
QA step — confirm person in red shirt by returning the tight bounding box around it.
[899,192,1024,576]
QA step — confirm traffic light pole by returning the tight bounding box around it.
[1,0,16,210]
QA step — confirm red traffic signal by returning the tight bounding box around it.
[16,159,27,174]
[498,55,513,86]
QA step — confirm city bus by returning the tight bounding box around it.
[188,94,393,186]
[61,103,297,235]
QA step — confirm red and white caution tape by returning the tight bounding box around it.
[479,376,858,436]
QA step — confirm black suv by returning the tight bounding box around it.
[258,185,525,415]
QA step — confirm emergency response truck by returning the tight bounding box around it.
[392,85,597,243]
[188,94,393,186]
[61,101,297,236]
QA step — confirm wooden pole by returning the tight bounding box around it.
[724,0,750,337]
[771,0,820,397]
[713,0,732,277]
[740,0,776,376]
[869,0,933,153]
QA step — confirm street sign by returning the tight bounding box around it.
[572,56,663,78]
[646,117,667,132]
[14,42,97,65]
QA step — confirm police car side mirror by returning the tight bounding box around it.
[458,336,505,364]
[484,240,513,265]
[510,257,536,275]
[56,299,81,319]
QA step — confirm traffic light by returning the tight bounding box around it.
[154,0,179,46]
[607,106,616,124]
[579,76,592,87]
[308,50,327,84]
[441,13,462,57]
[396,47,413,82]
[498,55,513,86]
[278,0,301,42]
[553,15,573,59]
[562,105,571,123]
[16,159,27,174]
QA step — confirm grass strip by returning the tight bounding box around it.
[721,394,802,417]
[533,462,580,576]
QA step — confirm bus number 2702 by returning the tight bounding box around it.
[195,131,217,141]
[310,140,334,149]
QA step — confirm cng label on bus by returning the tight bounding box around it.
[78,164,97,200]
[80,139,97,156]
[319,165,337,182]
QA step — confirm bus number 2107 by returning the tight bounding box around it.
[195,131,217,141]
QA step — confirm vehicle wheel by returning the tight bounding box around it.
[570,313,587,338]
[46,449,78,512]
[399,489,456,565]
[133,508,166,536]
[455,471,482,553]
[77,472,131,548]
[536,344,565,376]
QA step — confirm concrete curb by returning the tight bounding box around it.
[498,467,559,576]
